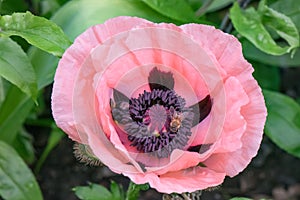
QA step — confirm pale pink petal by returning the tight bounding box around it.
[70,51,150,171]
[181,24,253,78]
[124,167,226,193]
[52,16,152,142]
[189,77,249,153]
[51,32,95,142]
[108,125,149,173]
[88,131,139,174]
[213,76,249,153]
[189,117,211,147]
[181,23,266,176]
[204,78,266,176]
[145,150,204,174]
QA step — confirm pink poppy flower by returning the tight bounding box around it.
[52,16,267,194]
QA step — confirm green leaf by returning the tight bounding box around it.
[206,0,234,13]
[34,124,65,174]
[73,181,124,200]
[141,0,198,23]
[28,48,58,89]
[186,0,202,11]
[264,90,300,158]
[0,4,79,147]
[12,127,35,164]
[270,0,300,31]
[230,1,299,56]
[40,0,60,17]
[30,0,41,14]
[257,0,299,55]
[126,182,149,200]
[252,61,280,90]
[0,86,34,144]
[242,39,300,67]
[0,37,37,100]
[110,181,124,200]
[52,0,177,39]
[0,141,43,200]
[73,183,114,200]
[0,77,5,106]
[0,0,28,15]
[0,11,72,57]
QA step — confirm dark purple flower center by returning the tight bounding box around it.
[110,67,212,158]
[112,89,193,158]
[129,90,194,157]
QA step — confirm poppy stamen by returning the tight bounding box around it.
[111,88,194,158]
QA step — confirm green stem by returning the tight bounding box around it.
[195,0,214,17]
[125,181,149,200]
[220,0,252,32]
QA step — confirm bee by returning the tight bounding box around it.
[169,112,183,132]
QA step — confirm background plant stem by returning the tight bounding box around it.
[220,0,252,32]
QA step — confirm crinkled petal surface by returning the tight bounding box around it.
[52,16,267,194]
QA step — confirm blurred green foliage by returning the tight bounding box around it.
[0,141,43,200]
[230,0,299,56]
[74,181,125,200]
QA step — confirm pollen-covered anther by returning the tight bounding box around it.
[169,110,183,133]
